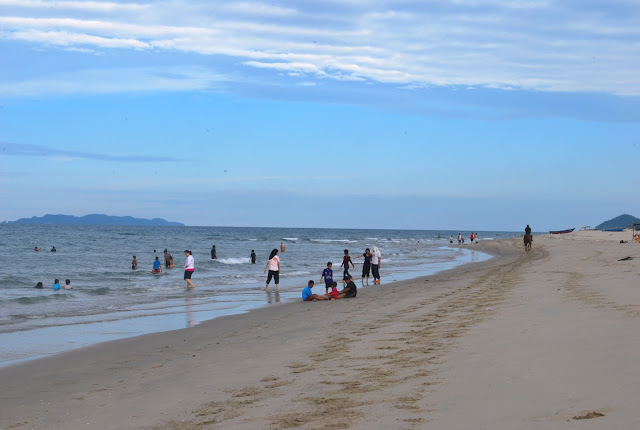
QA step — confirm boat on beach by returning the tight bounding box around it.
[549,228,575,234]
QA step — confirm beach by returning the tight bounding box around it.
[1,230,639,429]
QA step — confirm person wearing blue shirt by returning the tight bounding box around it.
[302,280,327,301]
[320,262,333,294]
[52,279,61,290]
[152,257,162,274]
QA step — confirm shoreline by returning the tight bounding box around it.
[3,231,637,429]
[0,246,490,368]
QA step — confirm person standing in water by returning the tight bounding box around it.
[264,248,280,291]
[250,250,257,264]
[280,242,286,253]
[131,255,137,270]
[184,250,195,289]
[211,245,217,260]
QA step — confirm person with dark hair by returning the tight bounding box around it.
[302,280,327,301]
[525,225,532,235]
[336,275,357,299]
[51,246,57,252]
[211,245,217,260]
[152,256,162,274]
[64,279,73,290]
[184,250,195,289]
[264,248,280,291]
[320,262,333,294]
[341,249,354,279]
[250,250,256,264]
[131,255,137,270]
[163,249,172,268]
[354,248,372,284]
[52,279,61,290]
[35,282,43,289]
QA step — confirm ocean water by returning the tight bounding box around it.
[0,225,511,367]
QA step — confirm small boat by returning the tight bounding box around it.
[549,228,575,234]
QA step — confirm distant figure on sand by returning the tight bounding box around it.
[280,242,286,253]
[371,246,382,284]
[302,280,327,301]
[355,248,372,284]
[341,249,354,279]
[264,249,280,291]
[131,255,137,270]
[152,256,162,274]
[250,250,256,264]
[64,279,73,290]
[321,262,334,294]
[336,275,357,299]
[184,250,195,289]
[52,279,61,290]
[211,245,217,260]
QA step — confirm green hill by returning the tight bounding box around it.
[596,214,640,230]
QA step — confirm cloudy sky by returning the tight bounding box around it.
[1,0,639,230]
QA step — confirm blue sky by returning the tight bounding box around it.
[1,0,639,230]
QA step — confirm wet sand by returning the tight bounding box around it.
[1,231,639,429]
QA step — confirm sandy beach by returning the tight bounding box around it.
[2,230,639,429]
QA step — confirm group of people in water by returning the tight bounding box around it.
[35,279,72,290]
[450,233,479,245]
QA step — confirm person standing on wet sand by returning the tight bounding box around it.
[264,249,280,291]
[371,246,382,284]
[354,248,372,284]
[184,250,195,289]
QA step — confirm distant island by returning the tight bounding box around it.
[596,214,640,230]
[8,214,185,227]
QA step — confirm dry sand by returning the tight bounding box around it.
[1,230,639,429]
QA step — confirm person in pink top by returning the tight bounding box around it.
[264,248,280,291]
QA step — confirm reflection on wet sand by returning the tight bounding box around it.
[266,290,280,304]
[185,295,196,328]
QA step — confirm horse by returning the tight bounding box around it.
[523,233,532,251]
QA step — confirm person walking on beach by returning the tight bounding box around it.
[250,250,256,264]
[184,250,195,289]
[211,245,217,260]
[355,248,372,284]
[371,246,382,284]
[264,248,280,291]
[341,249,354,279]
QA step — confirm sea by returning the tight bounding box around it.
[0,225,516,368]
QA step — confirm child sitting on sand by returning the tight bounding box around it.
[302,280,328,301]
[327,282,339,300]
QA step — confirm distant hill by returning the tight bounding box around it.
[596,214,640,230]
[10,214,185,226]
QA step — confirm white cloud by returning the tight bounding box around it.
[0,0,639,96]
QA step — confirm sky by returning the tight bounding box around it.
[1,0,639,231]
